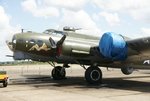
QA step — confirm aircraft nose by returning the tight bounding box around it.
[6,34,16,51]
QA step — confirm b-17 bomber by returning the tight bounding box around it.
[6,26,150,84]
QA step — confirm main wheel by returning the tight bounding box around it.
[52,66,66,80]
[85,66,102,84]
[121,66,133,75]
[3,80,8,87]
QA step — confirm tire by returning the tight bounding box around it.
[85,66,102,84]
[52,66,66,80]
[3,80,8,87]
[121,66,133,75]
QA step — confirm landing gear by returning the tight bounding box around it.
[51,66,66,80]
[49,61,103,84]
[121,66,133,75]
[85,66,102,84]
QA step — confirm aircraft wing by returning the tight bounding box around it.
[126,37,150,56]
[98,32,150,61]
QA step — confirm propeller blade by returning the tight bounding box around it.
[49,37,56,48]
[56,35,66,47]
[49,35,66,49]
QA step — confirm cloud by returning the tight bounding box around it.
[21,0,102,35]
[60,9,101,36]
[43,0,88,11]
[93,0,122,11]
[0,6,10,31]
[93,0,149,12]
[0,6,20,45]
[92,13,100,22]
[0,6,12,45]
[93,0,150,22]
[21,0,88,18]
[21,0,59,18]
[0,6,20,61]
[99,12,120,26]
[130,8,150,23]
[141,28,150,37]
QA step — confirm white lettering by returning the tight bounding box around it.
[143,60,150,64]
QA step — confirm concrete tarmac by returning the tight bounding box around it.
[0,64,150,101]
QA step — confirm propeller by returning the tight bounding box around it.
[49,35,66,48]
[49,35,66,56]
[56,35,66,47]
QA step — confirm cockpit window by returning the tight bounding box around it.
[43,29,53,34]
[30,39,35,44]
[52,31,64,36]
[43,29,67,36]
[37,40,43,46]
[44,30,50,34]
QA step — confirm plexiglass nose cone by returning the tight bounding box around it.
[6,34,16,51]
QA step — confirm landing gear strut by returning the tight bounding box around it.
[85,66,102,84]
[51,66,66,80]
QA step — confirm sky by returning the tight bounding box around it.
[0,0,150,62]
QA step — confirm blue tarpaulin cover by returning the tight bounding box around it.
[99,32,127,61]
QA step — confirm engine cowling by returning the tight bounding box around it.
[99,32,128,61]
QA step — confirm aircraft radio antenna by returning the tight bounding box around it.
[21,29,24,33]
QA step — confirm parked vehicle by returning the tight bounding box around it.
[0,71,8,87]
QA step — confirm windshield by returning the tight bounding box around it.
[43,29,66,36]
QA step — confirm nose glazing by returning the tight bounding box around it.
[6,34,16,51]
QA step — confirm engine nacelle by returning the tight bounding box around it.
[99,32,128,61]
[121,66,134,75]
